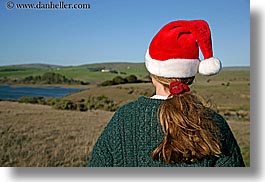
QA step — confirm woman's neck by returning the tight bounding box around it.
[155,84,170,97]
[151,76,170,97]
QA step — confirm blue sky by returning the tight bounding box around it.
[0,0,250,67]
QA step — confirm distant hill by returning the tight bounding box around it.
[221,66,250,71]
[1,63,63,70]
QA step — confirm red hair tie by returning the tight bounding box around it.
[169,81,190,95]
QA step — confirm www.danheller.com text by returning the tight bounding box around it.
[6,1,91,10]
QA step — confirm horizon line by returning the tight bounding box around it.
[0,62,250,68]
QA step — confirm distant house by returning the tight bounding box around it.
[101,69,119,74]
[101,69,111,73]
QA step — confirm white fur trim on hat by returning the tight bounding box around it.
[198,57,222,75]
[145,49,200,78]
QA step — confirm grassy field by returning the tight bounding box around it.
[0,101,113,167]
[0,63,250,167]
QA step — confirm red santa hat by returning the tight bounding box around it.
[145,20,222,78]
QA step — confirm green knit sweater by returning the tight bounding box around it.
[88,96,245,167]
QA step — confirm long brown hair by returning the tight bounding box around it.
[151,74,221,164]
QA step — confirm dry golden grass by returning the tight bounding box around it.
[0,101,113,167]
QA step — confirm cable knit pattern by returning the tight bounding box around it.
[88,96,245,167]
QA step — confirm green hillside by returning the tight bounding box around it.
[0,62,148,84]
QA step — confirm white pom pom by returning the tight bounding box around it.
[198,57,222,76]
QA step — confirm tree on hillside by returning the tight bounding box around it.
[125,75,138,83]
[112,76,126,85]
